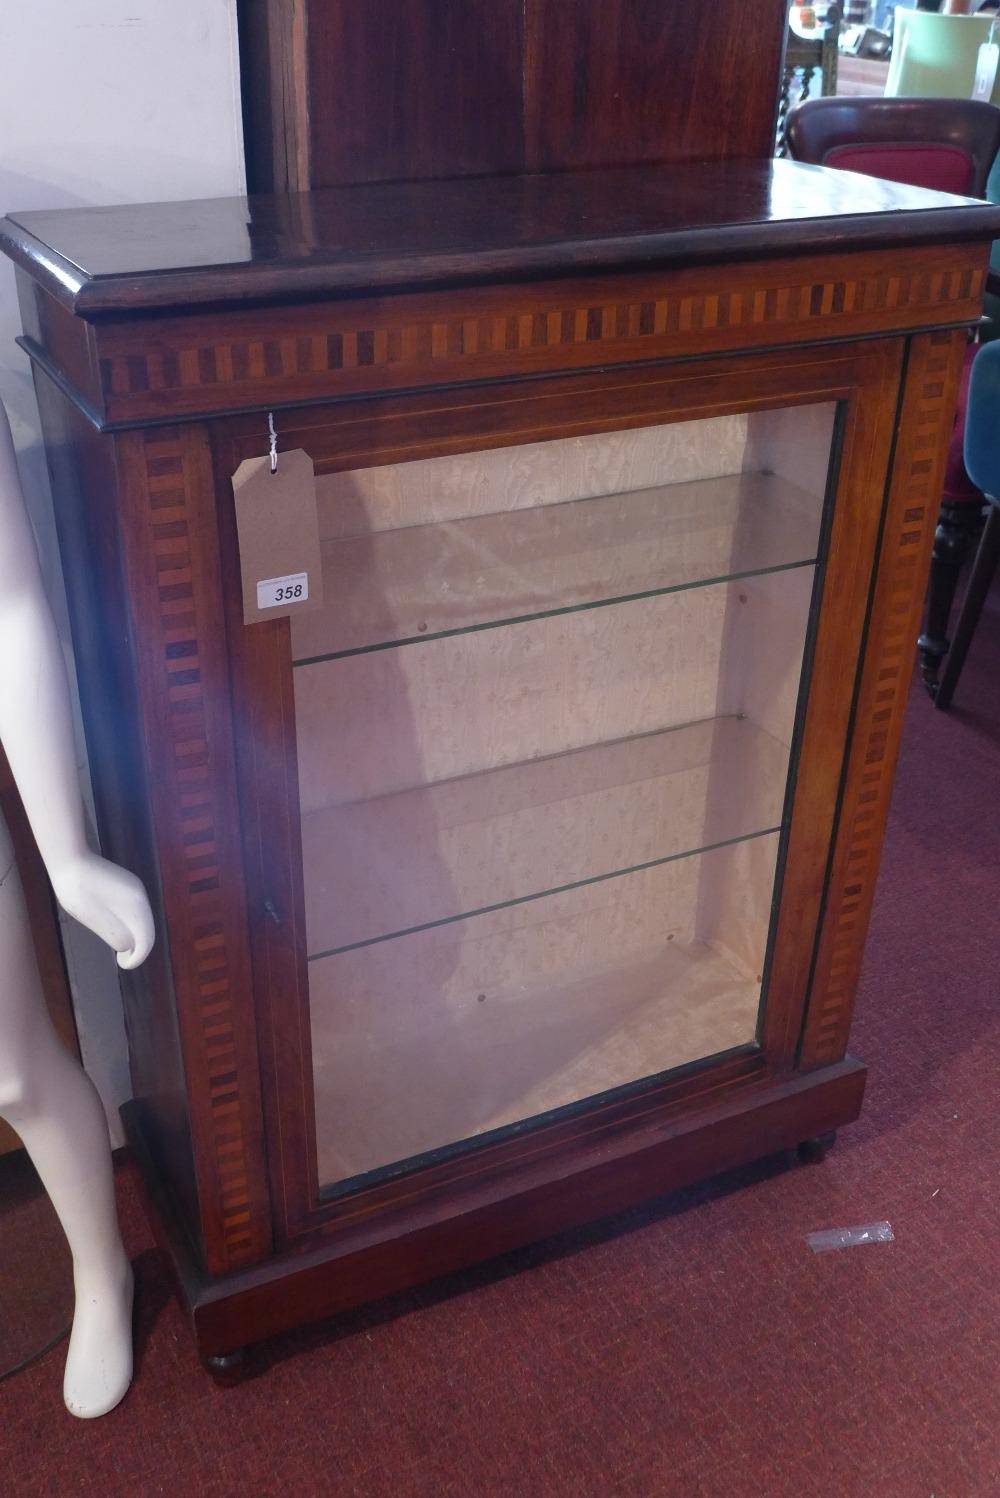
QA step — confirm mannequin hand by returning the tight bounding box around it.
[49,851,155,970]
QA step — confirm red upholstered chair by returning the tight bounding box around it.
[786,96,1000,694]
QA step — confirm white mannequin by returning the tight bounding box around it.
[0,402,154,1418]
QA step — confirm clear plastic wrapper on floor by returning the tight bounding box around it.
[806,1221,895,1254]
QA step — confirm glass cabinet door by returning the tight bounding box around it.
[287,403,837,1194]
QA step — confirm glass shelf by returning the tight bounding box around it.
[310,834,778,1189]
[290,470,821,663]
[301,713,788,959]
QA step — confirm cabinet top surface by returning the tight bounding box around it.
[4,159,1000,317]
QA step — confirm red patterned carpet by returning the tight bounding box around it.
[5,577,1000,1497]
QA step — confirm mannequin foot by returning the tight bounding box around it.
[62,1256,134,1419]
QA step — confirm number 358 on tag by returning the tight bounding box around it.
[257,572,309,610]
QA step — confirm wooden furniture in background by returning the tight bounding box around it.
[777,6,841,155]
[787,95,1000,193]
[0,748,78,1157]
[836,55,891,96]
[936,338,1000,708]
[2,161,998,1372]
[3,0,1000,1376]
[787,94,1000,692]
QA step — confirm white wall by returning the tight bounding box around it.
[0,2,246,1142]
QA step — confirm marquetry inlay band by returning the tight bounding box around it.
[93,249,987,425]
[800,328,968,1067]
[128,428,270,1272]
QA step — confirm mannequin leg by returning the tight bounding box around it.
[0,823,133,1418]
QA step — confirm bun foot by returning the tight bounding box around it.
[202,1347,248,1386]
[797,1131,837,1163]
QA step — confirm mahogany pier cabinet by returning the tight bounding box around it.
[2,160,999,1372]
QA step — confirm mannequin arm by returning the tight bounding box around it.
[0,404,153,968]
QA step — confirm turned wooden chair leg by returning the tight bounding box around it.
[935,498,1000,710]
[917,499,983,695]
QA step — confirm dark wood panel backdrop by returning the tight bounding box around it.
[238,0,791,192]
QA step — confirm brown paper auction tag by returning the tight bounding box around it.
[232,449,323,625]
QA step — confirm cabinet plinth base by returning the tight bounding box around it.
[123,1056,865,1367]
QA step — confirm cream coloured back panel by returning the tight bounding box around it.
[314,414,750,537]
[294,584,730,810]
[714,567,816,745]
[695,831,781,983]
[299,716,788,956]
[743,403,837,502]
[291,469,822,663]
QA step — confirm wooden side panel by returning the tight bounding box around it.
[303,1,525,191]
[16,271,104,417]
[29,373,200,1223]
[240,0,787,192]
[211,429,316,1248]
[761,343,907,1062]
[799,328,969,1067]
[523,0,787,172]
[114,425,273,1272]
[236,0,310,197]
[92,246,988,428]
